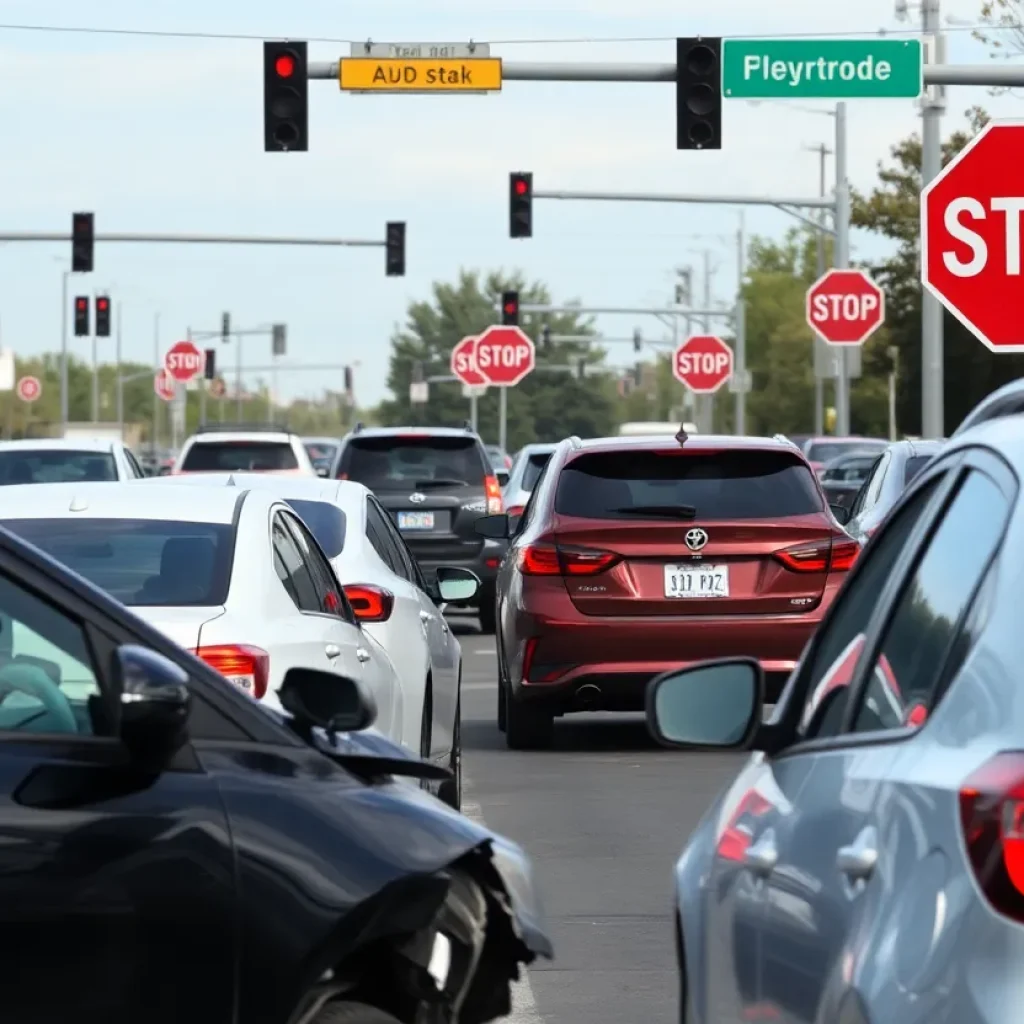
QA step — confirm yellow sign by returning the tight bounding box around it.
[339,57,502,92]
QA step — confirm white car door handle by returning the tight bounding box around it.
[837,826,878,881]
[356,647,371,663]
[742,831,778,876]
[419,610,434,622]
[325,644,341,659]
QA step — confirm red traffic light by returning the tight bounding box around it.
[97,297,109,310]
[514,179,528,195]
[275,54,295,77]
[504,302,517,315]
[76,298,87,310]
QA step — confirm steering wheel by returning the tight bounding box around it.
[0,662,78,733]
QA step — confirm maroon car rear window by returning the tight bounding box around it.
[555,450,823,520]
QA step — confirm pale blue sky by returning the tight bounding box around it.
[0,0,1017,406]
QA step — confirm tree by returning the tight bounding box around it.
[851,106,1024,435]
[377,270,618,452]
[975,0,1024,57]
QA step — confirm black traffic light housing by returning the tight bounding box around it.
[263,40,308,152]
[386,222,405,277]
[74,296,90,336]
[501,290,519,326]
[676,37,722,150]
[540,324,551,349]
[95,295,111,337]
[204,349,216,380]
[72,212,94,272]
[510,172,533,238]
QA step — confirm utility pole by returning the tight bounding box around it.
[833,102,852,436]
[91,294,101,424]
[734,212,747,435]
[806,140,833,436]
[152,313,160,449]
[116,302,124,439]
[920,0,945,438]
[59,270,70,432]
[701,250,714,433]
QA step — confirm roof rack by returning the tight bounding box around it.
[952,378,1024,438]
[195,422,291,434]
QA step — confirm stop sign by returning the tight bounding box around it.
[164,340,204,382]
[922,120,1024,350]
[474,325,535,386]
[673,335,733,394]
[154,369,176,401]
[805,269,885,345]
[16,376,40,402]
[450,335,486,387]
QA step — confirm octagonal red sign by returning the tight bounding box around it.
[474,325,535,387]
[922,120,1024,351]
[673,335,733,394]
[805,269,885,346]
[450,335,486,387]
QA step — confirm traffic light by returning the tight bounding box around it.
[577,358,587,381]
[510,172,533,238]
[634,363,643,387]
[633,328,642,353]
[221,312,230,343]
[676,37,722,150]
[385,222,405,276]
[501,290,519,326]
[271,324,286,356]
[71,212,94,272]
[95,295,111,337]
[204,349,216,380]
[540,324,551,349]
[74,296,90,336]
[263,40,308,152]
[344,366,353,392]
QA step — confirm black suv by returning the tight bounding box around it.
[331,424,507,632]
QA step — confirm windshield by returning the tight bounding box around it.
[0,449,117,484]
[522,452,553,491]
[339,436,487,489]
[285,499,346,558]
[1,518,234,606]
[181,441,298,472]
[555,450,822,520]
[904,455,932,486]
[805,441,885,464]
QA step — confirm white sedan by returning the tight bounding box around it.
[0,481,460,786]
[145,472,477,804]
[0,438,147,483]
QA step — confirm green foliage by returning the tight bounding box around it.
[975,0,1024,56]
[377,269,618,451]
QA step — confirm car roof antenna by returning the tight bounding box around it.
[675,424,689,445]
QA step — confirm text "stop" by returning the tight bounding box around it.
[810,293,880,322]
[677,352,730,375]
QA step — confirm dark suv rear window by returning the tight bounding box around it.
[522,453,553,491]
[904,455,932,486]
[181,441,298,472]
[339,435,487,489]
[555,449,823,520]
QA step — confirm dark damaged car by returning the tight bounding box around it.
[0,521,551,1024]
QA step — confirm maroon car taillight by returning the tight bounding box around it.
[773,539,859,573]
[519,542,620,576]
[959,753,1024,923]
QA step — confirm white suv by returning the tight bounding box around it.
[174,425,314,476]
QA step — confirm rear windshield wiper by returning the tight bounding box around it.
[611,504,698,519]
[413,478,468,488]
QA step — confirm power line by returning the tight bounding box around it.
[0,20,1011,45]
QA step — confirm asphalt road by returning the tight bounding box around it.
[448,616,747,1024]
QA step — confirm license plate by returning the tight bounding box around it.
[664,564,729,598]
[398,511,435,530]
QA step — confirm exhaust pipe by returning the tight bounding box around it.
[575,683,602,706]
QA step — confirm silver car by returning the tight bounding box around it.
[647,397,1024,1024]
[503,442,558,516]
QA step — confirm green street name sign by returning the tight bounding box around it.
[722,38,923,99]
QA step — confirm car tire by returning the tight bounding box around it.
[419,679,432,762]
[505,690,553,750]
[312,1002,403,1024]
[438,694,462,810]
[497,677,507,732]
[478,585,497,634]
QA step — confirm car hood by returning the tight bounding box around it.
[254,707,553,959]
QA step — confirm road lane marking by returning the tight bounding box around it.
[462,778,544,1023]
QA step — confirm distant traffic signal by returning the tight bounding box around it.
[95,295,111,337]
[263,40,308,152]
[676,37,722,150]
[540,324,551,349]
[501,290,519,326]
[344,365,353,392]
[633,328,642,352]
[204,349,216,380]
[386,222,405,276]
[510,172,533,238]
[221,312,230,343]
[71,212,94,272]
[577,358,587,381]
[74,296,90,336]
